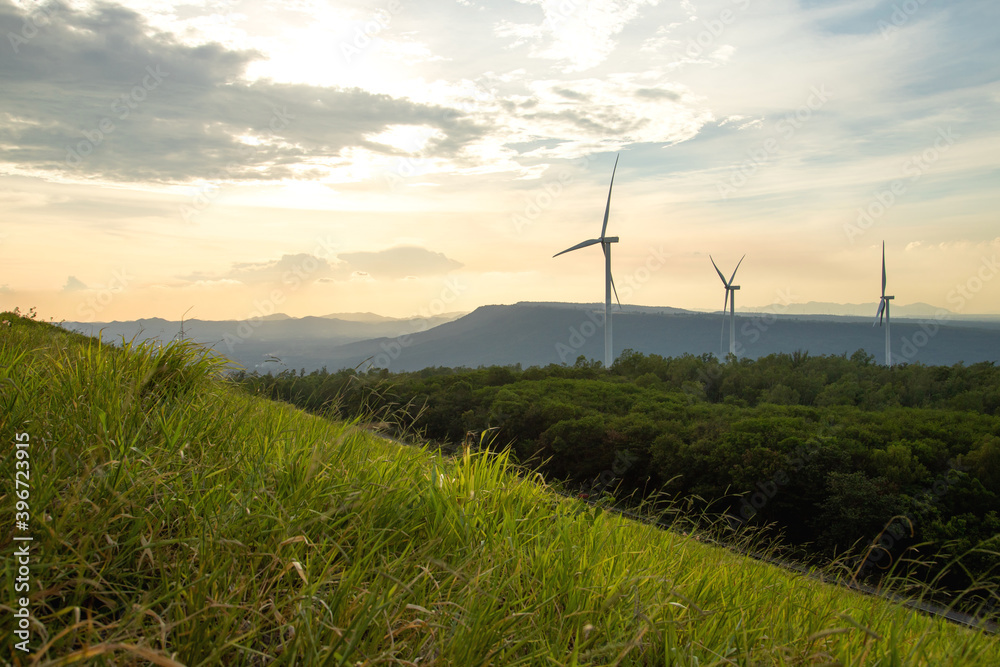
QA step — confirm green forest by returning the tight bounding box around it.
[233,350,1000,615]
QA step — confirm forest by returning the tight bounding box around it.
[233,350,1000,614]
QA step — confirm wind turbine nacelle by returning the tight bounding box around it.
[603,236,620,243]
[730,285,740,291]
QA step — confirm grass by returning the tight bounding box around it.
[1,311,998,665]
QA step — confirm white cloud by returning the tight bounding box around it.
[337,246,463,279]
[500,0,660,72]
[366,125,448,153]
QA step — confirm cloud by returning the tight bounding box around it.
[63,276,88,291]
[348,271,375,283]
[337,246,463,279]
[554,88,591,102]
[496,0,659,72]
[183,253,339,286]
[504,76,707,158]
[0,0,484,184]
[635,88,681,102]
[183,247,461,285]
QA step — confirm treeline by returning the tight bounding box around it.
[232,350,1000,605]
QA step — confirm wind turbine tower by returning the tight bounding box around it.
[874,242,894,366]
[554,154,621,368]
[711,255,745,358]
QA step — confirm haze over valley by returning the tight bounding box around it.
[62,301,1000,374]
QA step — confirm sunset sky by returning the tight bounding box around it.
[1,0,998,323]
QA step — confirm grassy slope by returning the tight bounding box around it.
[1,314,997,666]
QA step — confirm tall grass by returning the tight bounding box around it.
[1,312,998,665]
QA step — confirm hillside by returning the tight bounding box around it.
[242,347,1000,612]
[3,310,999,665]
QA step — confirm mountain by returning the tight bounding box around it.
[315,302,1000,373]
[321,311,466,323]
[58,312,464,371]
[59,303,999,373]
[741,301,1000,321]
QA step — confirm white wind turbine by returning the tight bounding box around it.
[874,241,894,366]
[554,154,621,369]
[710,254,745,358]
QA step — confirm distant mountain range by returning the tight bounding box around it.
[59,312,464,371]
[256,311,467,324]
[738,301,1000,321]
[61,302,1000,373]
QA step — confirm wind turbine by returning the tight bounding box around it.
[710,254,745,358]
[874,241,894,366]
[554,154,621,369]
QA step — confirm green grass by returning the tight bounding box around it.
[1,312,998,665]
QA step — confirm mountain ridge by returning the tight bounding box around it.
[60,302,1000,373]
[262,303,1000,372]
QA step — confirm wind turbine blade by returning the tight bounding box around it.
[874,298,885,326]
[553,238,601,257]
[881,242,887,296]
[601,243,622,309]
[600,153,619,239]
[710,256,729,286]
[720,292,729,354]
[729,254,746,284]
[610,271,622,308]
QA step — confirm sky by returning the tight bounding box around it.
[1,0,998,323]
